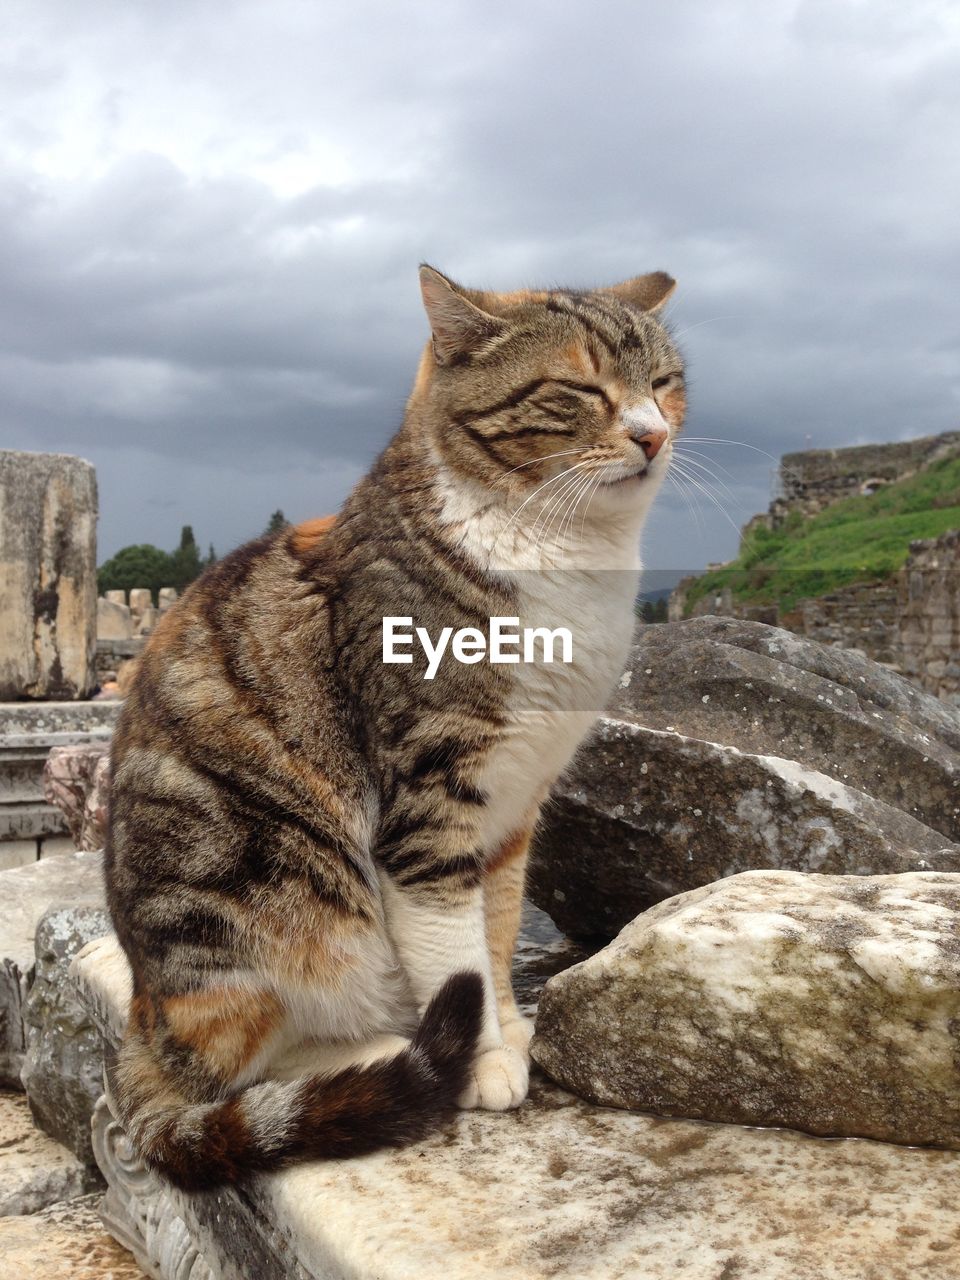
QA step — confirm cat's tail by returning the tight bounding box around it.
[112,971,484,1191]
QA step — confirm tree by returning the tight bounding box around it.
[167,525,204,592]
[265,509,289,535]
[98,544,173,598]
[204,543,217,569]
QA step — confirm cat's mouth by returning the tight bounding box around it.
[600,466,651,486]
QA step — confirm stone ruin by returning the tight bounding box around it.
[772,429,960,527]
[669,433,960,702]
[0,452,120,870]
[96,585,177,685]
[3,450,960,1277]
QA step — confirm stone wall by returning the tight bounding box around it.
[0,452,98,700]
[772,431,960,527]
[897,530,960,705]
[798,581,900,665]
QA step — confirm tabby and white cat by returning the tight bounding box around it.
[105,265,684,1188]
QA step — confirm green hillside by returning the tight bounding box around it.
[684,454,960,616]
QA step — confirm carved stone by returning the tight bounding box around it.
[92,1092,214,1280]
[73,917,960,1279]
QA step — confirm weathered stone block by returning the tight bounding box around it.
[0,850,103,1087]
[21,904,111,1166]
[0,840,36,871]
[73,920,960,1280]
[128,589,152,615]
[134,605,159,636]
[0,1091,96,1216]
[105,590,127,607]
[530,618,960,939]
[158,587,178,611]
[0,451,97,700]
[97,599,132,642]
[532,870,960,1149]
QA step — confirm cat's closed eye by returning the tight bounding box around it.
[651,373,680,390]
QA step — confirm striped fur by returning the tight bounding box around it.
[105,265,684,1187]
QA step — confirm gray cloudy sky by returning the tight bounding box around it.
[3,0,959,580]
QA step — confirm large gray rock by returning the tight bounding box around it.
[530,617,960,938]
[532,870,960,1149]
[21,905,112,1166]
[0,451,98,700]
[0,851,103,1087]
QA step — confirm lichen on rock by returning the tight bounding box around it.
[532,869,960,1149]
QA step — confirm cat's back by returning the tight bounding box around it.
[105,519,363,936]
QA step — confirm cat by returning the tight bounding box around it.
[104,264,684,1189]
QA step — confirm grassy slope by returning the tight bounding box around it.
[684,454,960,615]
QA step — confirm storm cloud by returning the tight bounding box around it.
[2,0,958,574]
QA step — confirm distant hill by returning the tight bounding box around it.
[681,452,960,617]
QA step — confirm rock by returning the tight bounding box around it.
[21,905,112,1166]
[0,851,103,1087]
[43,745,111,851]
[0,451,98,700]
[157,587,178,611]
[128,589,152,615]
[532,869,960,1150]
[73,918,960,1280]
[0,1192,141,1279]
[97,598,133,642]
[39,835,76,859]
[529,617,960,938]
[0,1091,95,1216]
[134,606,159,636]
[0,841,37,871]
[105,590,127,607]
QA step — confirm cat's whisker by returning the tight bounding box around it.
[529,467,594,565]
[553,471,597,559]
[671,451,740,506]
[494,448,589,483]
[578,471,605,545]
[493,461,592,553]
[666,470,707,537]
[669,458,746,543]
[680,436,802,486]
[672,445,741,491]
[669,315,736,341]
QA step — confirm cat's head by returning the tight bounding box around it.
[413,265,685,521]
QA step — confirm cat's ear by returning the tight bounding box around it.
[601,271,676,313]
[419,265,504,365]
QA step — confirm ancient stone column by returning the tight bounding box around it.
[0,452,98,699]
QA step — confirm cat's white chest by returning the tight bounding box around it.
[477,568,638,850]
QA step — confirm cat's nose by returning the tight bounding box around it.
[622,407,669,460]
[630,426,668,460]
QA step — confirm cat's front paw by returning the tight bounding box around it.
[459,1045,529,1111]
[499,1013,535,1061]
